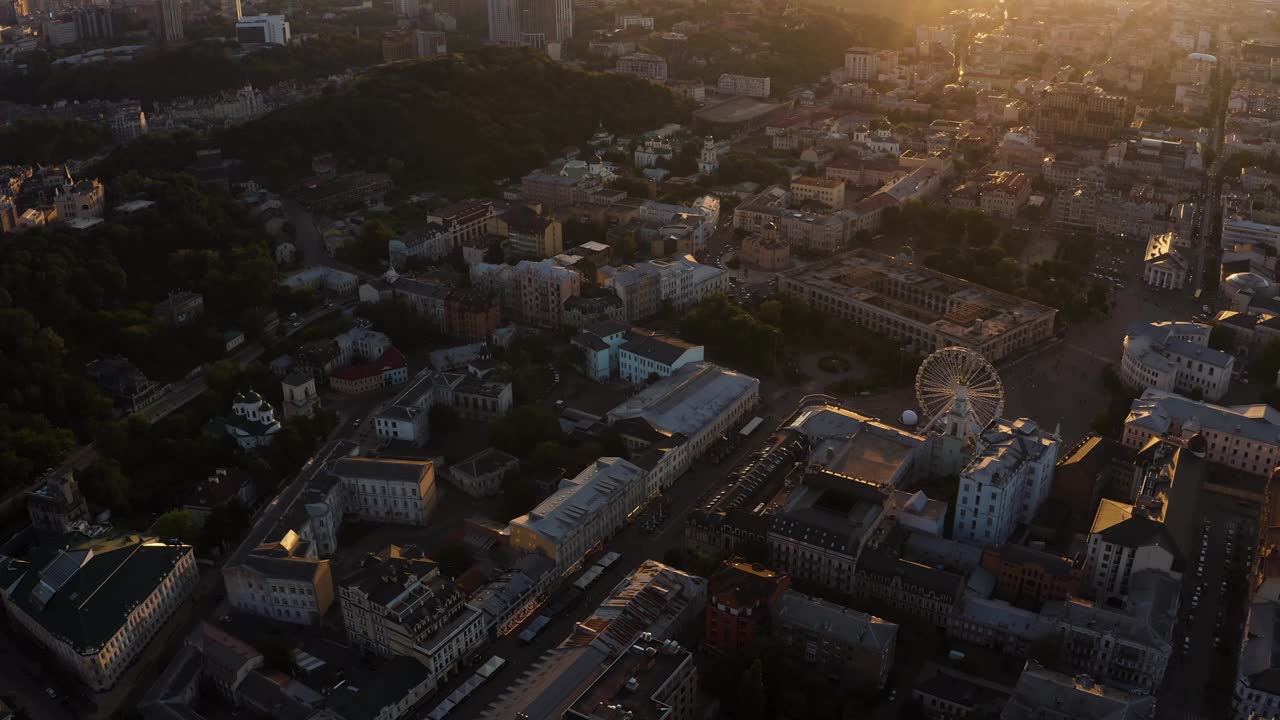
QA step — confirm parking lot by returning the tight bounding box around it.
[1161,491,1259,719]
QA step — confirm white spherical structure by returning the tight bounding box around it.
[901,409,919,426]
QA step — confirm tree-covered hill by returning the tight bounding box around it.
[219,48,694,194]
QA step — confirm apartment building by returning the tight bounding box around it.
[1121,321,1234,401]
[616,52,668,80]
[1002,662,1156,720]
[427,199,494,251]
[954,418,1061,547]
[1084,499,1178,597]
[520,172,602,210]
[490,205,563,260]
[979,171,1031,219]
[602,254,727,321]
[1122,389,1280,477]
[773,591,898,690]
[791,175,846,208]
[1032,82,1129,141]
[705,560,790,653]
[515,258,581,328]
[778,250,1057,361]
[844,47,897,81]
[980,544,1083,609]
[337,546,485,692]
[717,73,771,98]
[1041,570,1178,693]
[0,535,198,690]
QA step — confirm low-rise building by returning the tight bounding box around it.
[154,291,205,326]
[1120,321,1233,401]
[329,347,409,395]
[0,535,198,690]
[490,205,563,260]
[773,590,897,690]
[86,355,163,413]
[184,468,256,528]
[281,372,319,419]
[791,175,846,208]
[448,447,518,498]
[205,390,283,450]
[509,457,648,572]
[1001,661,1156,720]
[25,469,89,535]
[1143,231,1189,290]
[607,362,759,492]
[374,367,513,446]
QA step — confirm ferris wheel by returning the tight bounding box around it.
[914,347,1005,436]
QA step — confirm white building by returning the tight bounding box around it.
[1123,389,1280,477]
[1085,499,1178,597]
[616,53,668,81]
[0,536,198,690]
[717,73,771,98]
[331,457,440,526]
[236,14,291,45]
[572,322,704,385]
[223,455,440,625]
[845,47,897,82]
[607,362,759,493]
[1143,231,1189,290]
[508,457,649,572]
[208,390,283,450]
[281,266,359,295]
[953,418,1060,546]
[373,368,513,447]
[1120,321,1233,401]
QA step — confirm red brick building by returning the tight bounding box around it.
[979,544,1084,610]
[446,289,501,342]
[705,559,790,653]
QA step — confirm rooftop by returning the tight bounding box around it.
[0,534,191,654]
[962,418,1059,488]
[774,590,897,651]
[511,458,646,548]
[1003,661,1156,720]
[788,404,924,487]
[607,362,758,440]
[1125,388,1280,446]
[779,250,1056,347]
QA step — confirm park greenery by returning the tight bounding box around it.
[681,293,919,387]
[0,36,381,104]
[0,117,109,165]
[217,49,693,194]
[0,171,303,498]
[883,201,1110,321]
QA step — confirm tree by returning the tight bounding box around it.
[499,472,540,521]
[1209,324,1235,352]
[489,404,563,458]
[736,659,767,720]
[203,498,252,550]
[436,542,474,578]
[154,509,197,543]
[429,403,462,437]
